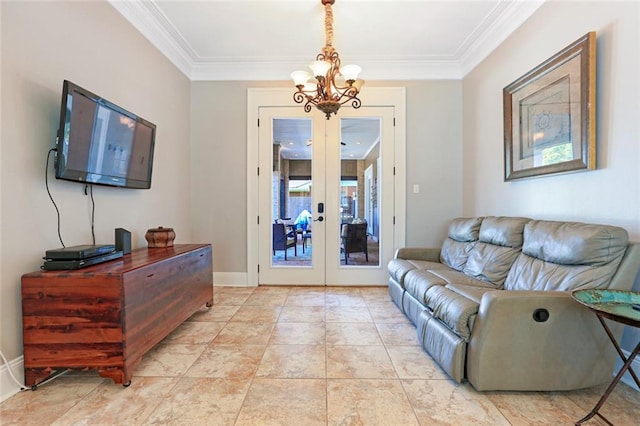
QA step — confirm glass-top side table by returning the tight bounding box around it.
[571,289,640,425]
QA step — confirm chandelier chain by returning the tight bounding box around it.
[324,3,334,48]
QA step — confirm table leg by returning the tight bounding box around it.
[575,317,640,425]
[596,315,640,387]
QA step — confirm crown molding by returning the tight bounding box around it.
[109,0,544,81]
[459,0,545,75]
[108,0,195,77]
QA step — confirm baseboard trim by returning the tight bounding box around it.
[616,348,640,392]
[1,355,24,403]
[213,272,252,287]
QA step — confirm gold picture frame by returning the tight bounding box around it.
[503,32,596,181]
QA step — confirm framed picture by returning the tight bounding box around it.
[503,32,596,181]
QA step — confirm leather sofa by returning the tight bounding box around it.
[387,216,640,391]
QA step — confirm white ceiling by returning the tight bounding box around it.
[109,0,544,81]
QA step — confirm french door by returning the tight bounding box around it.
[257,106,395,285]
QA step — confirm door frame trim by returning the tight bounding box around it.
[247,87,406,286]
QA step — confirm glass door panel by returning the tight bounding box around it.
[325,107,395,285]
[270,118,313,267]
[338,117,381,267]
[259,108,325,285]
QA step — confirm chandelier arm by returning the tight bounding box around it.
[293,91,307,105]
[347,97,362,109]
[303,102,313,113]
[334,87,361,107]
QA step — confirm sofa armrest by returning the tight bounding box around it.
[466,290,620,391]
[394,247,441,261]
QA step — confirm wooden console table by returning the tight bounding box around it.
[21,244,213,387]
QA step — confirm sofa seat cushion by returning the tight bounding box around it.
[505,221,629,291]
[424,285,480,340]
[388,258,450,288]
[404,269,449,304]
[426,269,497,288]
[387,259,418,288]
[446,283,496,305]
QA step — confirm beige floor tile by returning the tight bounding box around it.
[243,292,289,307]
[269,322,326,345]
[214,286,255,294]
[360,286,391,303]
[285,290,326,306]
[50,376,179,426]
[376,322,419,346]
[253,286,292,294]
[144,377,251,425]
[325,305,374,322]
[386,345,449,380]
[327,379,419,425]
[278,305,325,322]
[230,305,282,322]
[235,378,327,425]
[403,379,510,425]
[326,286,363,295]
[188,304,240,322]
[326,322,383,345]
[134,342,206,377]
[0,376,104,426]
[486,390,604,425]
[213,321,275,345]
[325,292,368,307]
[367,302,413,323]
[256,344,326,378]
[327,345,397,379]
[214,288,254,306]
[185,344,266,379]
[162,320,225,345]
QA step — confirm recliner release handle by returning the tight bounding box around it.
[532,308,549,322]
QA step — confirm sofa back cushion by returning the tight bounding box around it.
[440,217,482,271]
[504,220,629,291]
[463,217,530,287]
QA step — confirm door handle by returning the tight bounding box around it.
[314,216,324,222]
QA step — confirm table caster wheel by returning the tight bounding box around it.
[123,381,131,387]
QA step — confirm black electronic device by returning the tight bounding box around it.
[115,228,132,255]
[55,80,156,189]
[45,244,116,261]
[42,250,124,271]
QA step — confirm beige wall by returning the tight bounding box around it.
[1,1,191,362]
[462,1,639,357]
[190,80,464,274]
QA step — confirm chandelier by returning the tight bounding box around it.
[291,0,364,120]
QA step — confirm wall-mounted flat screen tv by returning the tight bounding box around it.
[55,80,156,189]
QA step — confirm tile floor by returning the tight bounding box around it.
[1,286,639,425]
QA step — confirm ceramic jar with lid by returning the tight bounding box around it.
[145,226,176,248]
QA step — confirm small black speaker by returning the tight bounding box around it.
[115,228,132,255]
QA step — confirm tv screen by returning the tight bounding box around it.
[55,80,156,189]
